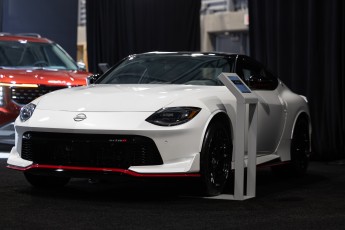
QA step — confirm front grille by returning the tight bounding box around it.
[11,86,66,105]
[21,132,163,169]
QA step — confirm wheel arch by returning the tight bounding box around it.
[199,110,234,151]
[291,111,312,153]
[291,111,311,139]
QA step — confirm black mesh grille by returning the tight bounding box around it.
[11,86,67,105]
[21,132,163,169]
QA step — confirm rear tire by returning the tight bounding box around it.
[290,117,310,175]
[200,120,232,196]
[271,116,310,176]
[24,172,70,188]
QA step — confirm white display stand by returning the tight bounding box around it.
[211,73,258,201]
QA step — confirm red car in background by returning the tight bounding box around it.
[0,34,92,145]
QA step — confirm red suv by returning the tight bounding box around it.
[0,34,92,145]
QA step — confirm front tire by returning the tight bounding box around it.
[200,120,232,196]
[24,172,70,188]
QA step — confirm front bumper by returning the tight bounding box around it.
[7,146,201,177]
[10,109,208,173]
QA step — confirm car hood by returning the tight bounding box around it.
[0,69,90,86]
[36,84,226,112]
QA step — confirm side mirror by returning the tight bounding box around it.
[77,61,87,71]
[98,63,110,74]
[87,74,101,85]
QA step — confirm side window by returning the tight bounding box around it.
[236,57,278,90]
[185,58,232,85]
[200,58,232,81]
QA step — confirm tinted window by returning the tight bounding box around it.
[236,56,278,90]
[98,54,234,86]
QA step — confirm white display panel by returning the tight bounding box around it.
[213,73,258,200]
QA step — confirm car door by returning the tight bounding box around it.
[235,56,286,155]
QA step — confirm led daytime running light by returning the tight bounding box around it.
[0,83,39,88]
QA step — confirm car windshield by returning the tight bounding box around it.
[98,54,234,86]
[0,41,78,70]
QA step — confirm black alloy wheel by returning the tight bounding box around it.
[201,120,232,196]
[24,172,70,188]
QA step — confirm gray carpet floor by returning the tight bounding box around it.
[1,159,345,230]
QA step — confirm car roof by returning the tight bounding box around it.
[0,34,52,43]
[127,52,256,62]
[135,51,239,58]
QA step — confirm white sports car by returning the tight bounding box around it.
[7,52,311,196]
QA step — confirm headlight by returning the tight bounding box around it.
[20,103,36,122]
[146,107,201,126]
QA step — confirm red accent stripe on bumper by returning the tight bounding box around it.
[7,164,201,178]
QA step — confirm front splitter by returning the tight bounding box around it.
[7,164,201,178]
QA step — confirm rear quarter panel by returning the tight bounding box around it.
[276,81,310,161]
